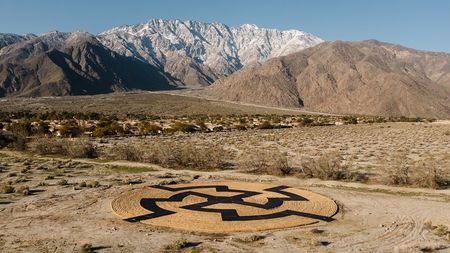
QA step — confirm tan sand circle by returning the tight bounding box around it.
[111,182,338,232]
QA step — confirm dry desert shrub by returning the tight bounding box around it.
[163,238,190,253]
[86,181,100,188]
[232,234,265,244]
[382,155,449,189]
[57,179,68,186]
[16,185,30,195]
[238,148,291,176]
[106,141,228,170]
[0,131,27,151]
[411,158,448,189]
[65,140,97,158]
[32,138,96,158]
[79,243,94,253]
[0,184,14,194]
[424,221,450,241]
[107,144,145,161]
[383,154,411,186]
[299,151,352,180]
[147,142,227,170]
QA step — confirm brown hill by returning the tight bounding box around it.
[210,40,450,118]
[0,32,176,97]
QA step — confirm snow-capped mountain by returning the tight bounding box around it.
[0,31,175,97]
[98,19,323,86]
[0,33,36,50]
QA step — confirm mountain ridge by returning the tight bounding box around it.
[0,31,176,97]
[1,20,450,118]
[210,40,450,118]
[98,19,323,86]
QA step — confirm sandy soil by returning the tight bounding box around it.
[97,122,450,184]
[0,151,449,253]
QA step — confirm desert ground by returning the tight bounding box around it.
[1,117,450,252]
[0,91,315,117]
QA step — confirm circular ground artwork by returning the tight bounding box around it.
[111,182,338,232]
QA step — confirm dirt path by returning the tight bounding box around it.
[154,90,342,116]
[0,151,449,252]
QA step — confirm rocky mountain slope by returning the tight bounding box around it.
[0,32,175,97]
[210,40,450,118]
[98,19,323,87]
[0,33,36,50]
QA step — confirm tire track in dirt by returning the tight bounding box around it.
[327,192,449,252]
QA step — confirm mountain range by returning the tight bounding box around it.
[0,19,322,95]
[0,31,175,97]
[210,40,450,118]
[0,19,449,118]
[98,19,323,87]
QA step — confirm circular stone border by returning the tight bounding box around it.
[111,181,338,233]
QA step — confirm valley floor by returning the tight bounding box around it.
[1,122,450,252]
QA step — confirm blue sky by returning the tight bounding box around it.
[1,0,449,52]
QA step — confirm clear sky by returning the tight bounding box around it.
[1,0,449,52]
